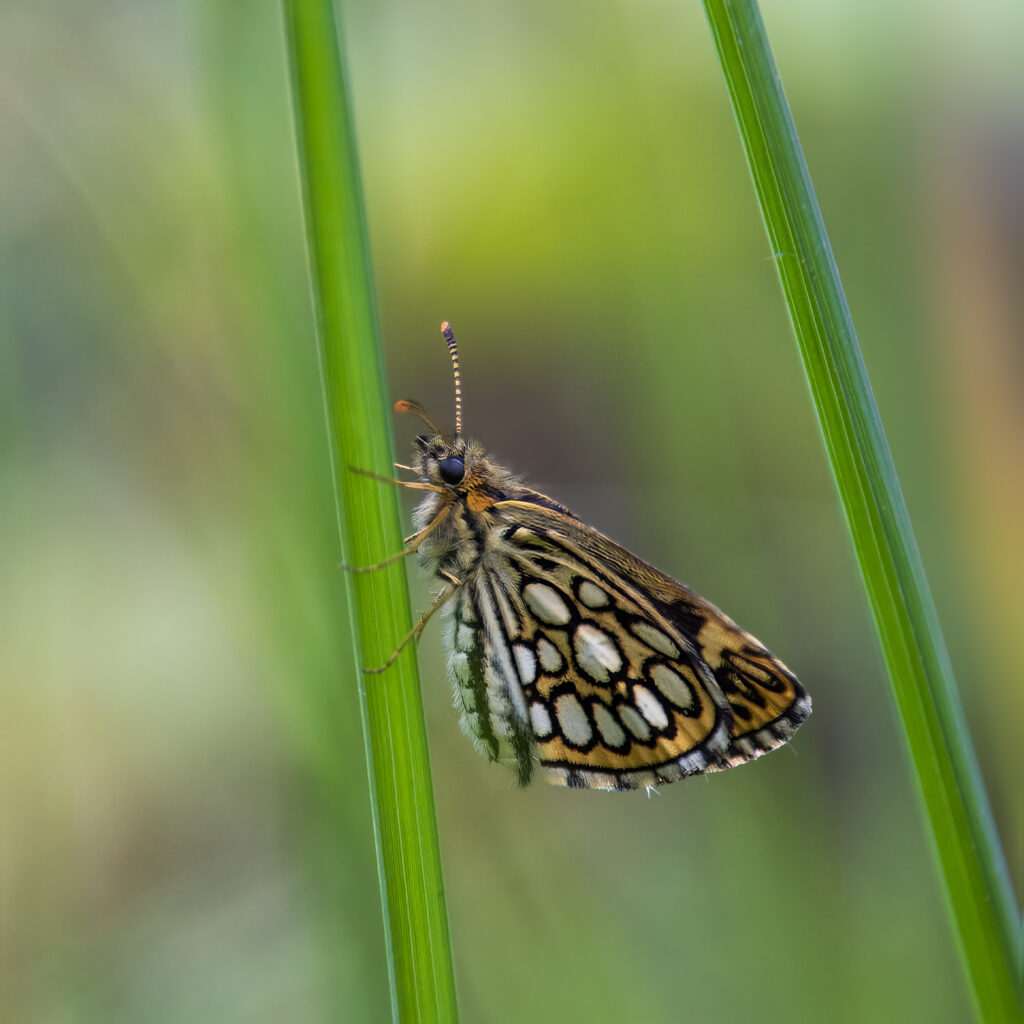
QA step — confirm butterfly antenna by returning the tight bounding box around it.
[441,320,463,438]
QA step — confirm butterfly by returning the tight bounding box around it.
[359,322,811,791]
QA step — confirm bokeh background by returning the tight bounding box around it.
[2,2,1021,1021]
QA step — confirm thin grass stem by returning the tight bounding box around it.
[282,1,460,1019]
[702,2,1021,1020]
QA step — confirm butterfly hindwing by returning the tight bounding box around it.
[442,508,748,790]
[507,563,733,791]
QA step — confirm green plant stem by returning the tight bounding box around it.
[282,1,459,1020]
[702,2,1021,1020]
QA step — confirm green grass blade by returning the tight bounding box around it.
[702,1,1021,1020]
[281,2,460,1020]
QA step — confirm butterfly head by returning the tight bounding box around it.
[412,432,468,488]
[396,321,482,491]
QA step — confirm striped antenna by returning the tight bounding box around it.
[441,320,463,437]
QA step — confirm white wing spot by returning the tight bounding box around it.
[577,580,610,608]
[630,621,680,659]
[675,749,708,774]
[593,703,627,748]
[555,693,593,747]
[619,705,652,741]
[530,701,553,738]
[633,685,670,731]
[456,623,476,652]
[573,623,623,683]
[523,582,571,625]
[450,652,472,686]
[513,644,537,685]
[650,663,695,711]
[536,636,564,673]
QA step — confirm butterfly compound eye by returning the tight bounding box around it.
[438,456,465,485]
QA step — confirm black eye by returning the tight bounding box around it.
[414,434,430,448]
[438,456,465,485]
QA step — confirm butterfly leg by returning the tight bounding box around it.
[363,584,457,674]
[341,545,417,574]
[349,465,444,493]
[341,506,451,573]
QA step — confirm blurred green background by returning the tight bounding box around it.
[2,2,1021,1021]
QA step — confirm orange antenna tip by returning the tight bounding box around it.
[440,320,450,332]
[394,398,444,434]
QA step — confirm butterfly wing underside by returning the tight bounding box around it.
[444,500,810,791]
